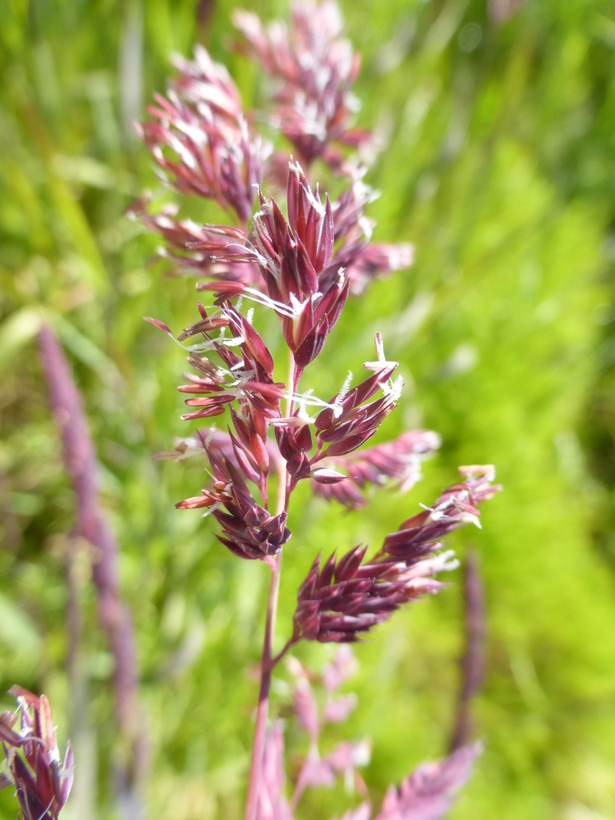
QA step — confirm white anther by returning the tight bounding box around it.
[333,371,353,418]
[382,375,404,402]
[202,502,221,519]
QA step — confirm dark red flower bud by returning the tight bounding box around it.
[287,161,334,273]
[175,494,220,510]
[310,468,348,485]
[231,432,262,484]
[178,312,231,340]
[294,320,329,368]
[287,450,311,480]
[0,688,73,820]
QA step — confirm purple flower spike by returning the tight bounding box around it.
[321,175,415,296]
[311,430,441,508]
[136,46,266,222]
[293,546,445,644]
[312,335,402,459]
[233,2,372,169]
[177,441,291,561]
[294,468,499,643]
[0,688,74,820]
[248,161,347,370]
[379,466,501,565]
[257,723,293,820]
[374,742,482,820]
[133,8,502,820]
[335,743,482,820]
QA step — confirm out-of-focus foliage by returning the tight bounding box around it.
[1,0,615,818]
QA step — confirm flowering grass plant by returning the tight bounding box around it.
[0,2,500,818]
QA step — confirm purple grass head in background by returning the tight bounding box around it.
[130,1,502,819]
[0,688,73,820]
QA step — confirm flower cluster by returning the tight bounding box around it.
[240,161,348,373]
[131,3,501,820]
[310,429,441,508]
[155,320,423,564]
[233,1,370,169]
[0,688,73,820]
[136,45,265,222]
[328,174,414,296]
[257,722,293,820]
[257,649,369,819]
[287,651,368,801]
[294,467,499,643]
[372,742,483,820]
[0,4,502,820]
[129,204,261,285]
[360,742,483,820]
[255,649,482,820]
[130,0,415,302]
[177,434,290,561]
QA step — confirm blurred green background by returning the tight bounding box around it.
[2,0,615,817]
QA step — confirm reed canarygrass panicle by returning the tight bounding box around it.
[131,2,500,817]
[0,4,500,820]
[0,687,73,820]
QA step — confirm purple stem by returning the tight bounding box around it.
[38,326,144,789]
[448,551,486,753]
[245,353,297,820]
[245,551,283,820]
[268,630,299,671]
